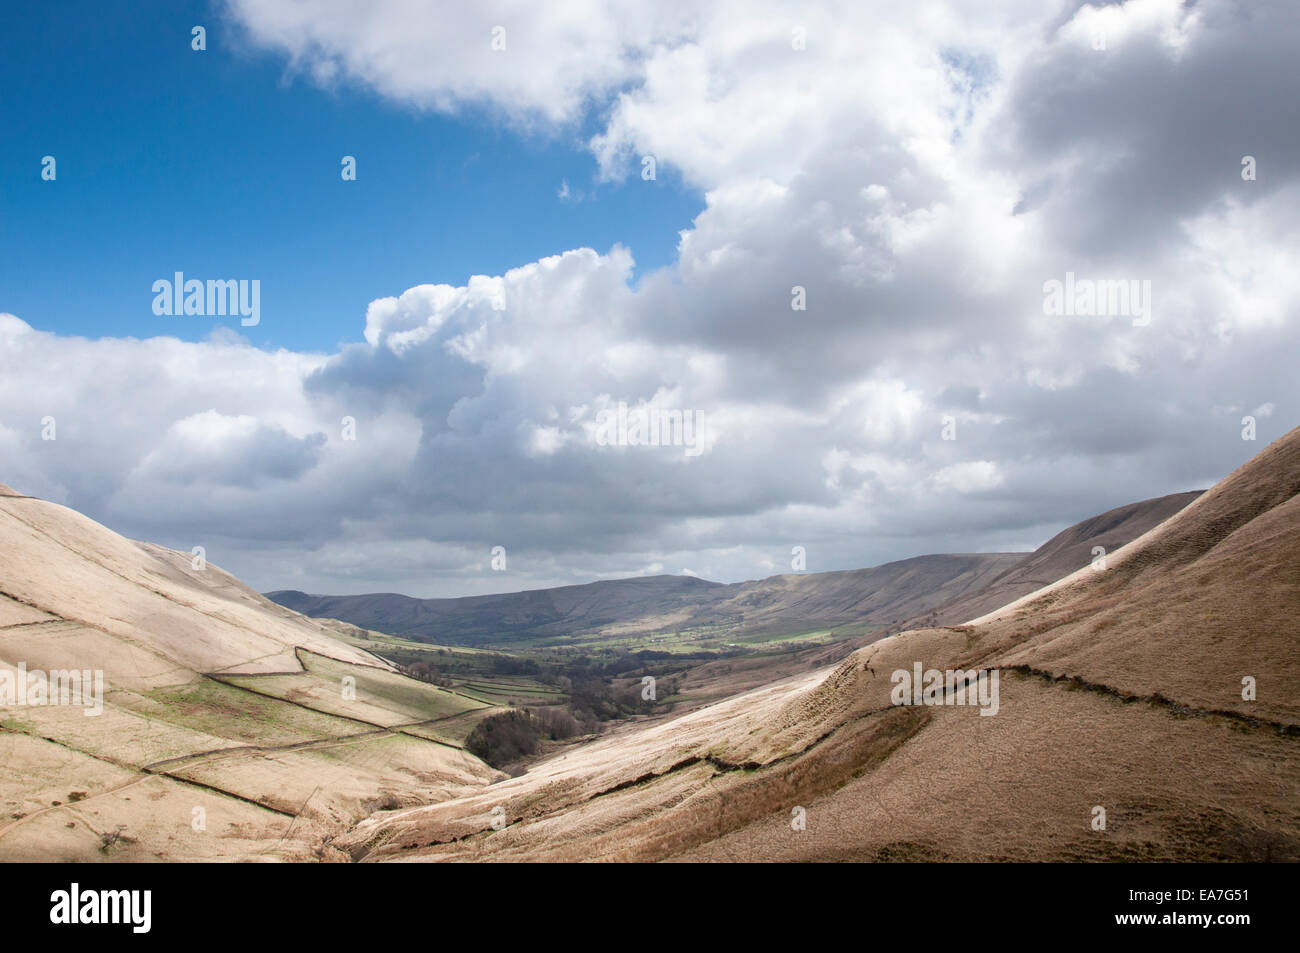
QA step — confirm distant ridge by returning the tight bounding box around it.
[268,491,1201,648]
[267,555,1024,647]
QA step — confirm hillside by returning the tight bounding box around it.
[0,483,505,861]
[877,490,1204,635]
[335,430,1299,862]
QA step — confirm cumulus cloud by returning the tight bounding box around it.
[2,0,1297,596]
[224,0,702,125]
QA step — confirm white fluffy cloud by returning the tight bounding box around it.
[2,0,1298,595]
[226,0,701,125]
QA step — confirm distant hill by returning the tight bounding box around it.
[267,491,1202,649]
[269,574,729,646]
[267,554,1025,648]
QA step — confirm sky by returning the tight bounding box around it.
[1,0,1298,597]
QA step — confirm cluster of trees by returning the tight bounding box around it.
[465,708,582,768]
[565,674,654,729]
[400,660,453,687]
[489,655,541,676]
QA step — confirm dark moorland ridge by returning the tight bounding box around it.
[268,490,1202,647]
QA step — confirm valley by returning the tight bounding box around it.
[2,430,1295,862]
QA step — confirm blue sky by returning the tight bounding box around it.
[0,0,701,351]
[1,1,1295,597]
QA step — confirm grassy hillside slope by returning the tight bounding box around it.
[0,484,503,861]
